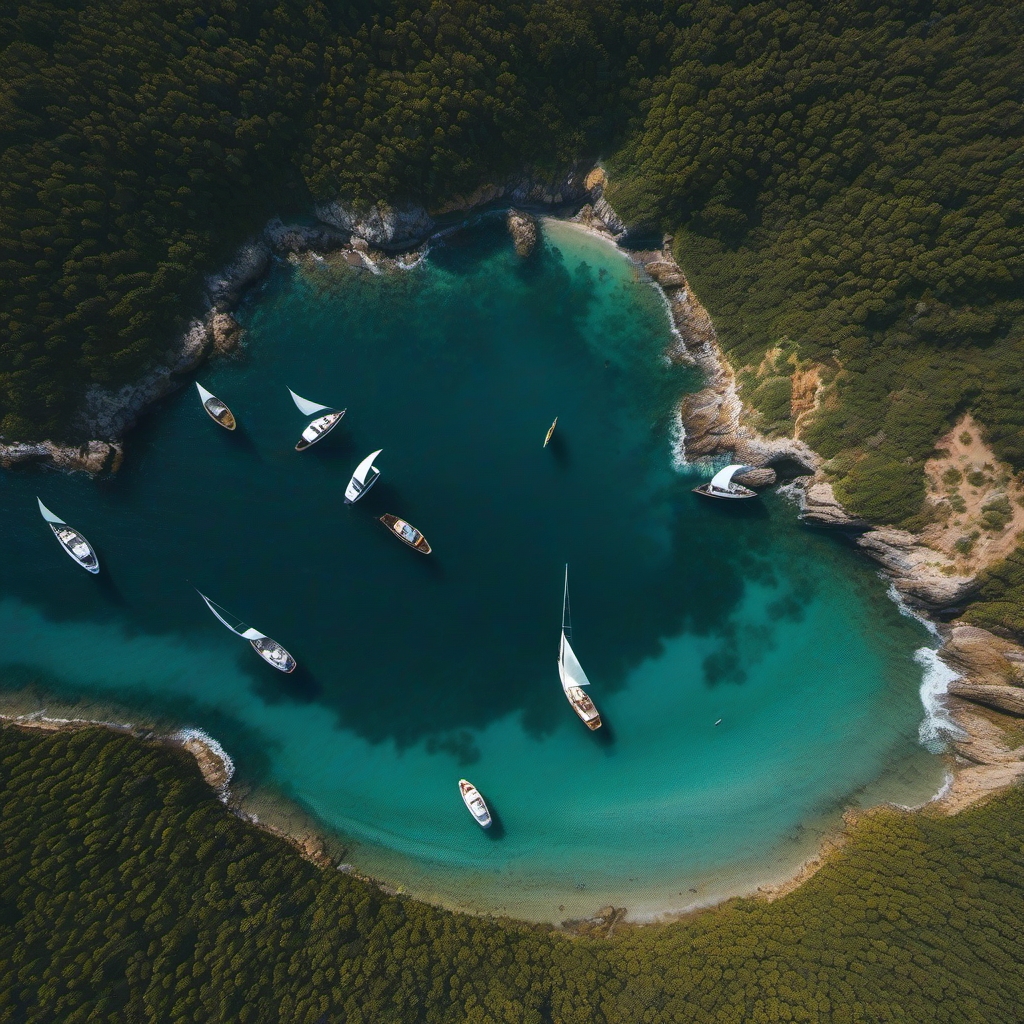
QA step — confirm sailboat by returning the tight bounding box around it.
[544,417,558,447]
[379,514,432,554]
[692,464,758,500]
[558,565,601,730]
[197,591,296,673]
[344,449,383,504]
[37,499,100,573]
[288,388,346,451]
[195,382,236,430]
[459,779,492,828]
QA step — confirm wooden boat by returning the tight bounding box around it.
[544,417,558,447]
[195,382,236,430]
[379,514,432,554]
[288,388,346,451]
[692,464,758,500]
[558,565,601,730]
[197,591,296,673]
[459,779,492,829]
[37,498,99,573]
[344,449,383,504]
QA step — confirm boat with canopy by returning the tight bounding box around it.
[344,449,383,504]
[459,779,492,828]
[692,464,758,500]
[196,591,296,673]
[37,498,99,573]
[558,565,601,730]
[288,388,346,451]
[379,514,432,553]
[544,417,558,447]
[195,382,236,430]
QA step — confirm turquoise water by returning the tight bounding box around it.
[0,219,942,920]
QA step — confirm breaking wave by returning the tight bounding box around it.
[914,647,965,751]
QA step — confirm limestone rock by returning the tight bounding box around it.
[205,240,271,311]
[734,466,777,488]
[950,710,1024,765]
[0,439,122,474]
[211,312,243,355]
[948,681,1024,717]
[644,260,686,288]
[593,196,625,235]
[940,626,1024,686]
[506,209,538,257]
[264,218,348,255]
[315,200,435,250]
[799,481,870,529]
[584,166,607,192]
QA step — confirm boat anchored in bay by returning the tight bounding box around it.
[693,464,758,500]
[288,388,346,451]
[197,591,297,673]
[37,498,99,573]
[544,417,557,447]
[344,449,383,504]
[379,514,432,554]
[459,779,492,828]
[195,382,236,430]
[558,565,601,730]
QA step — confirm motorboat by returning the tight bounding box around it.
[692,464,758,499]
[459,779,492,828]
[37,498,99,573]
[544,417,558,447]
[344,449,383,504]
[558,565,601,730]
[379,514,431,554]
[195,382,236,430]
[288,388,346,451]
[196,591,296,673]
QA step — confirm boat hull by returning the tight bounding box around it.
[692,483,758,500]
[380,514,432,554]
[295,410,346,451]
[564,684,601,730]
[459,779,492,828]
[202,397,236,430]
[50,524,100,573]
[249,637,297,673]
[544,417,557,447]
[344,470,380,504]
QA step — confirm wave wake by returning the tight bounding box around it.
[914,647,965,751]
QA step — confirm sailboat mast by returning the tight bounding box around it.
[562,564,571,640]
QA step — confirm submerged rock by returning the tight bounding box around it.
[506,209,538,257]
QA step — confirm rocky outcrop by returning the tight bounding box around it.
[734,466,777,488]
[205,240,271,311]
[940,625,1024,686]
[211,312,243,355]
[948,682,1024,717]
[264,218,348,255]
[0,439,123,474]
[506,209,538,257]
[313,200,436,250]
[799,481,869,529]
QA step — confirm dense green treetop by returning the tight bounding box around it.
[2,723,1024,1022]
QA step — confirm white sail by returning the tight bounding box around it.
[288,388,334,417]
[240,627,268,641]
[559,633,591,690]
[196,382,216,404]
[353,449,383,485]
[198,591,252,638]
[709,464,752,493]
[37,498,66,525]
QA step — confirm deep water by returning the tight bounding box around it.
[0,219,943,920]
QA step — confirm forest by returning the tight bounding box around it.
[2,722,1024,1022]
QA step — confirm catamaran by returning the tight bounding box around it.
[544,417,558,447]
[692,464,758,500]
[344,449,383,504]
[459,779,492,828]
[558,565,601,730]
[288,388,346,451]
[37,498,99,573]
[197,591,296,673]
[379,514,432,554]
[195,382,236,430]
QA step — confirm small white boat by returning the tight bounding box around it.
[37,498,99,573]
[288,388,346,451]
[344,449,383,504]
[692,464,758,500]
[197,591,296,673]
[459,779,492,828]
[544,417,558,447]
[195,382,236,430]
[558,565,601,730]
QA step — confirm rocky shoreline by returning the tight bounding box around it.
[3,162,1022,923]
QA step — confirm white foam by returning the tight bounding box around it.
[669,406,689,470]
[172,727,236,797]
[887,581,940,637]
[914,647,966,751]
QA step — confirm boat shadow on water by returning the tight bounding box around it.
[692,493,772,521]
[249,661,322,705]
[483,806,506,840]
[545,431,571,470]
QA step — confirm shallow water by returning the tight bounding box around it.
[0,219,943,921]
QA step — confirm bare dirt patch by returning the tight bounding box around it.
[921,413,1024,574]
